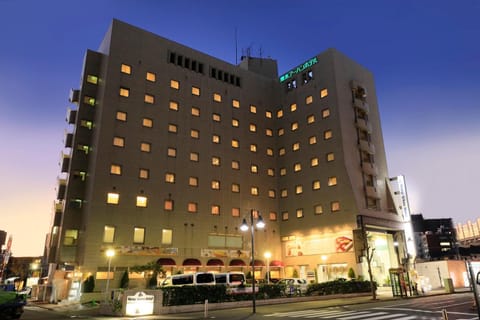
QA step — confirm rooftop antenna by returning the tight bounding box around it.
[235,27,238,64]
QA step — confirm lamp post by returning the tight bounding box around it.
[240,209,265,313]
[105,249,115,301]
[264,251,271,284]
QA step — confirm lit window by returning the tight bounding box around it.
[251,186,259,196]
[296,209,304,218]
[277,109,283,118]
[250,105,257,114]
[136,196,147,207]
[164,200,174,211]
[266,111,272,118]
[212,156,220,166]
[113,137,125,147]
[191,107,200,116]
[324,130,333,140]
[266,128,273,136]
[232,160,240,170]
[133,227,145,243]
[280,168,287,176]
[139,168,149,179]
[142,118,153,127]
[191,129,199,139]
[320,88,328,98]
[189,177,198,187]
[119,87,130,97]
[232,118,239,127]
[192,86,200,96]
[167,147,177,158]
[107,192,119,204]
[278,128,285,136]
[282,212,289,221]
[311,157,319,167]
[232,99,240,108]
[281,189,288,198]
[84,96,96,106]
[328,177,337,186]
[87,75,98,84]
[306,95,313,104]
[249,123,257,132]
[269,212,277,221]
[110,164,121,175]
[307,114,315,124]
[169,101,179,111]
[190,152,199,162]
[327,152,335,162]
[80,120,93,129]
[309,136,317,145]
[165,173,175,183]
[294,163,302,172]
[146,72,156,82]
[212,134,220,144]
[188,202,198,213]
[64,229,78,245]
[290,103,297,112]
[293,142,300,151]
[121,64,131,74]
[313,180,321,190]
[266,148,274,156]
[232,183,240,193]
[144,94,154,104]
[170,80,179,89]
[268,190,276,198]
[213,93,222,102]
[140,142,151,152]
[250,164,258,173]
[211,180,220,190]
[291,122,299,131]
[331,201,340,212]
[314,205,323,215]
[295,185,303,194]
[232,139,239,148]
[232,208,240,217]
[267,168,275,176]
[116,111,127,121]
[168,124,178,133]
[212,113,221,122]
[211,205,220,215]
[162,229,173,245]
[103,226,115,243]
[279,148,286,156]
[322,108,330,118]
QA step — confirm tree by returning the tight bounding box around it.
[130,260,165,288]
[83,275,95,293]
[348,267,356,279]
[120,270,129,289]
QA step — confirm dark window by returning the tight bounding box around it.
[177,55,183,66]
[169,52,176,64]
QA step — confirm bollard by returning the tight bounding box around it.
[204,299,208,318]
[441,309,448,320]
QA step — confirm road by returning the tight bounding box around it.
[20,292,479,320]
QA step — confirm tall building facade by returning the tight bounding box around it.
[46,19,406,290]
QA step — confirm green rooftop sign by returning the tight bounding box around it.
[279,57,318,83]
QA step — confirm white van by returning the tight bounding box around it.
[214,272,246,286]
[161,272,215,286]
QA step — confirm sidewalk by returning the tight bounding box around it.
[29,286,470,317]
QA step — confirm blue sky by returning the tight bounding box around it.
[1,0,479,256]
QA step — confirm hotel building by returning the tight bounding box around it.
[46,19,407,292]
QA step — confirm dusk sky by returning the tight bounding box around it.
[1,0,479,256]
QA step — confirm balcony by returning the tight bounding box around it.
[362,162,378,175]
[66,109,77,124]
[54,200,64,213]
[56,178,67,200]
[365,186,380,199]
[359,140,375,154]
[64,132,73,148]
[356,118,372,133]
[353,98,369,114]
[60,153,70,173]
[69,89,80,103]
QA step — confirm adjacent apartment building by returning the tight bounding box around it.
[46,19,407,293]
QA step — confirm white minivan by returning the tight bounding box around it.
[214,272,246,286]
[161,272,216,286]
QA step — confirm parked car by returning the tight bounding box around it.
[277,278,308,295]
[160,272,215,286]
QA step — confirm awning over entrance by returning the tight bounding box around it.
[229,259,246,266]
[270,260,284,267]
[253,259,265,266]
[206,258,224,266]
[157,258,176,266]
[182,258,201,266]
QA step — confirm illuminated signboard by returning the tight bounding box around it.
[279,57,318,83]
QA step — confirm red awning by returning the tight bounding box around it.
[229,259,246,266]
[206,259,224,266]
[253,259,265,267]
[270,260,284,267]
[182,258,201,266]
[157,258,176,266]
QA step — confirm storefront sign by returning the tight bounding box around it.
[125,291,154,316]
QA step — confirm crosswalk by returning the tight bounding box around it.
[264,307,433,319]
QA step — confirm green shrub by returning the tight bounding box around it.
[306,278,376,296]
[83,275,95,293]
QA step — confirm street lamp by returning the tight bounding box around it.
[264,251,271,284]
[240,209,265,313]
[105,249,115,301]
